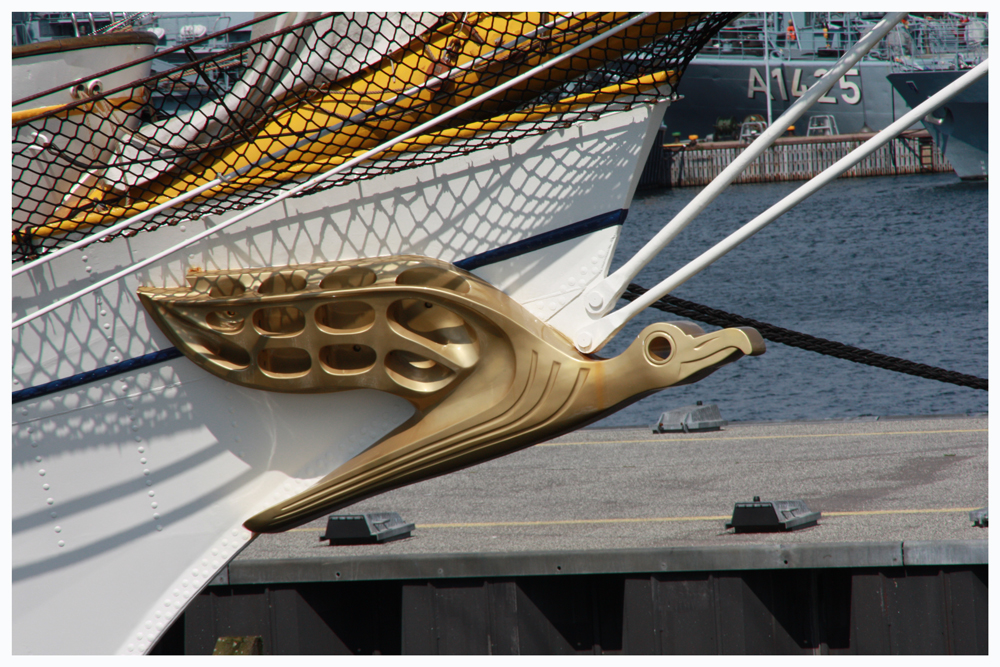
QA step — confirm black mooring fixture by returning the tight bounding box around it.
[726,496,821,533]
[320,512,415,545]
[969,506,988,527]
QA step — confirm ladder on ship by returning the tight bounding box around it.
[806,114,839,136]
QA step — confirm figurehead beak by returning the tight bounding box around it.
[641,322,765,387]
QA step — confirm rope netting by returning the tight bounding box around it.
[12,11,736,263]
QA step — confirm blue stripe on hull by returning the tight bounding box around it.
[13,348,183,404]
[13,209,627,403]
[455,209,626,271]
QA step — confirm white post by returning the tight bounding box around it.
[576,12,906,323]
[573,58,988,353]
[764,14,772,128]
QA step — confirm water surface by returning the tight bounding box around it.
[594,172,988,426]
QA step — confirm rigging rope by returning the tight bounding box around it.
[622,283,987,391]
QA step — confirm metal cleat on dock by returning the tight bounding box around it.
[320,512,415,545]
[726,496,821,533]
[969,507,988,527]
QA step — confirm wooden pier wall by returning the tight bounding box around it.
[154,559,988,654]
[639,129,953,190]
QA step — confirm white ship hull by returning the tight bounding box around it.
[13,32,158,108]
[12,99,668,654]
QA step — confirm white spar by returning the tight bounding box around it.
[555,11,908,340]
[572,58,989,354]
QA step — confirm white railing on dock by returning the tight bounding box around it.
[641,131,952,189]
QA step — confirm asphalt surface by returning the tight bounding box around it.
[233,414,988,570]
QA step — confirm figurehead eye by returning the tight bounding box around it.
[646,334,673,363]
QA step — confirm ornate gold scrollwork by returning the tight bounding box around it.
[139,256,764,533]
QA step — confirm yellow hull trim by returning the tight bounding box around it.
[12,94,148,123]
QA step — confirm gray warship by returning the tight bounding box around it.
[887,15,988,179]
[664,12,985,140]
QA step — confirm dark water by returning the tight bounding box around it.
[594,172,988,427]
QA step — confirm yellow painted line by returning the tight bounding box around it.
[418,517,728,529]
[541,428,987,447]
[823,508,978,517]
[288,507,979,532]
[289,516,728,532]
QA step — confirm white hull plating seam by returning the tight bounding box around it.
[11,100,667,654]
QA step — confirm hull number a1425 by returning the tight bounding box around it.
[748,67,861,104]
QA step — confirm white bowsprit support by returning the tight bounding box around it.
[572,58,988,354]
[550,12,908,349]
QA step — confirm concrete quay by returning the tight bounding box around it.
[233,414,988,574]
